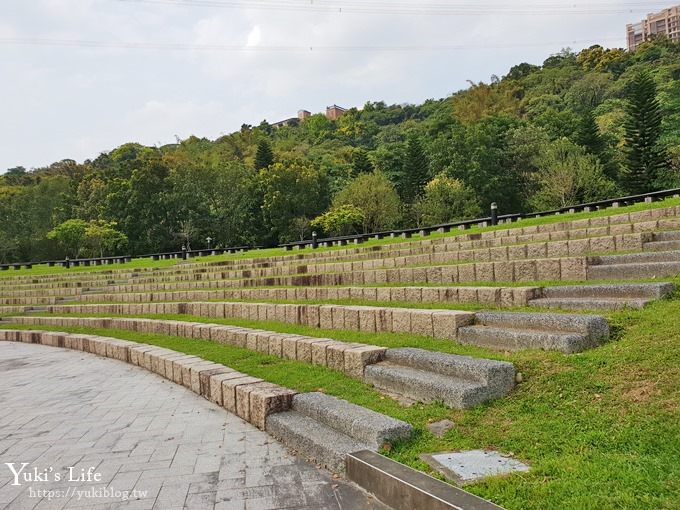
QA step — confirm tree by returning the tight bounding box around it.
[623,70,667,194]
[333,172,401,233]
[259,161,329,243]
[350,148,374,177]
[402,135,429,203]
[413,174,481,226]
[84,220,127,257]
[47,219,88,258]
[311,204,365,236]
[529,138,617,210]
[254,139,274,170]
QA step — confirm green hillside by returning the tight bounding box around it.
[2,39,679,263]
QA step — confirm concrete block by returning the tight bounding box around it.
[319,306,334,330]
[281,335,299,360]
[223,376,263,414]
[410,310,434,337]
[199,367,235,398]
[310,339,336,366]
[344,346,387,379]
[375,308,393,332]
[547,241,569,258]
[268,334,284,357]
[390,308,411,334]
[209,371,242,405]
[457,264,476,282]
[457,287,478,303]
[343,307,360,331]
[359,308,378,333]
[248,382,296,430]
[567,238,591,256]
[475,263,495,282]
[514,260,537,281]
[476,287,501,305]
[190,362,226,395]
[432,311,475,340]
[560,257,588,281]
[536,259,561,281]
[440,265,459,283]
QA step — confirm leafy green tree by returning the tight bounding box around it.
[529,138,617,210]
[254,139,274,170]
[47,219,88,258]
[311,204,365,236]
[84,220,128,257]
[623,70,667,194]
[259,161,329,243]
[413,174,481,226]
[333,172,401,233]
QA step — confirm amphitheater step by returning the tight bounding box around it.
[528,282,674,311]
[527,297,650,311]
[265,392,412,472]
[643,240,680,252]
[457,311,609,353]
[363,348,515,409]
[652,231,680,242]
[587,261,680,280]
[457,326,591,352]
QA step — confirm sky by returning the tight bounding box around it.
[0,0,672,172]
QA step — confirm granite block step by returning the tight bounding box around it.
[363,348,515,409]
[588,250,680,266]
[457,311,609,353]
[457,325,593,353]
[265,411,370,472]
[652,231,680,242]
[291,392,413,449]
[364,363,491,409]
[642,240,680,252]
[586,261,680,280]
[527,297,650,311]
[264,392,412,472]
[528,282,674,311]
[539,283,674,299]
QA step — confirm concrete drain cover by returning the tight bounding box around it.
[421,449,529,485]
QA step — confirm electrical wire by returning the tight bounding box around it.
[114,0,673,16]
[0,36,624,52]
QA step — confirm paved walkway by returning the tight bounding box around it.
[0,342,387,510]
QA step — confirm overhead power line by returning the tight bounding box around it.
[0,36,624,52]
[115,0,672,16]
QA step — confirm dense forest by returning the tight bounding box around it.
[2,39,679,263]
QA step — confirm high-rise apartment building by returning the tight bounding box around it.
[627,5,680,51]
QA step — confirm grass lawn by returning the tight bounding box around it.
[2,293,678,509]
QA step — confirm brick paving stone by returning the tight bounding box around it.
[0,342,387,510]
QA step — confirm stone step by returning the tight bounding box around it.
[643,240,680,252]
[265,410,369,472]
[364,363,492,409]
[457,325,594,353]
[528,297,650,311]
[363,348,515,409]
[540,282,674,299]
[652,230,680,242]
[587,261,680,280]
[290,393,412,450]
[588,250,680,266]
[472,311,609,340]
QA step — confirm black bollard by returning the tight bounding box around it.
[491,202,498,226]
[311,231,318,249]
